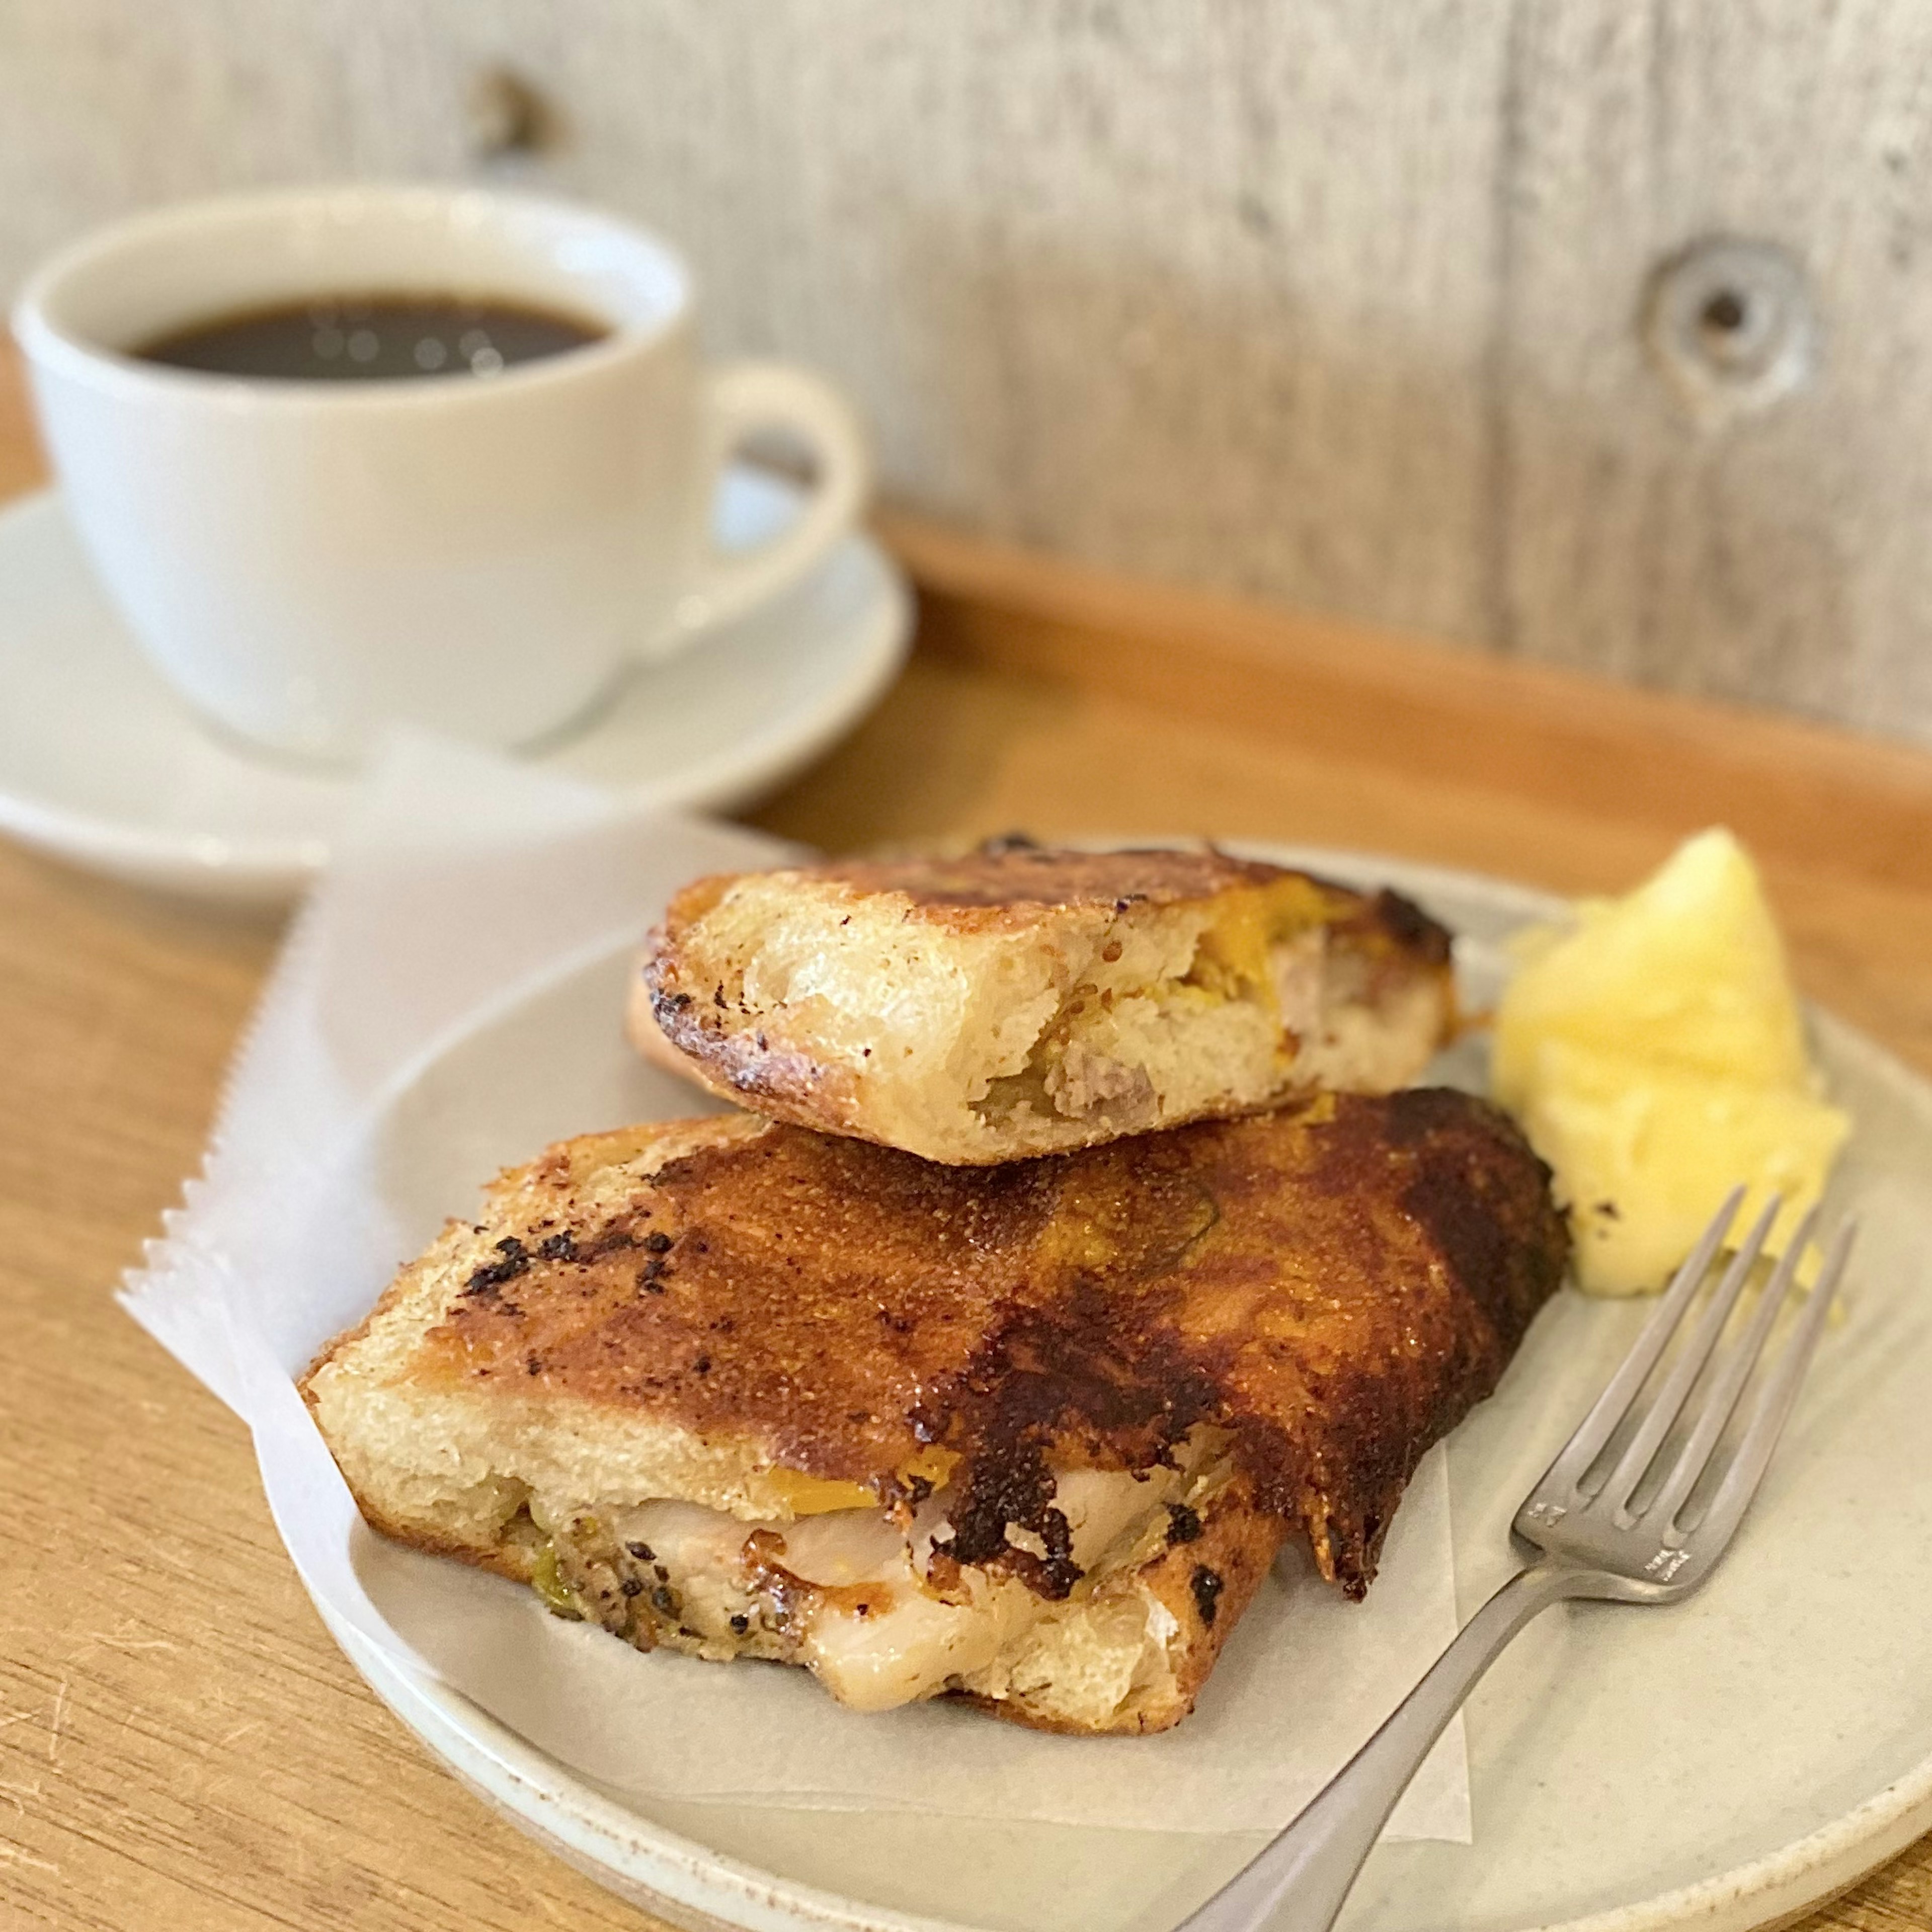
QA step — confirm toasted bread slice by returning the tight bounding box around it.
[303,1092,1565,1734]
[628,842,1454,1164]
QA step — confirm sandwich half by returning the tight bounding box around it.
[303,1091,1566,1734]
[628,841,1455,1164]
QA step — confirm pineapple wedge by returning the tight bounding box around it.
[1492,829,1849,1296]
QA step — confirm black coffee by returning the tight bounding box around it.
[135,293,607,382]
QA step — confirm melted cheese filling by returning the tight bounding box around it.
[536,1460,1206,1713]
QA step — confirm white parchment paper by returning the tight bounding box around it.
[121,735,1472,1839]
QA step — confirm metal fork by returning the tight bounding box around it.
[1178,1187,1856,1932]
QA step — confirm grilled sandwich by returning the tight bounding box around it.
[628,842,1455,1164]
[303,1091,1565,1734]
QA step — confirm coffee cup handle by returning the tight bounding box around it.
[649,361,871,653]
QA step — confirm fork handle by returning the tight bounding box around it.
[1177,1561,1602,1932]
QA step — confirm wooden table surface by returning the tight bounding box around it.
[3,337,1929,1932]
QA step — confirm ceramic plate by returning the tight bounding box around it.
[0,470,910,903]
[310,846,1932,1932]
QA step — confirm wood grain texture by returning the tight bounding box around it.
[6,2,1932,742]
[2,392,1930,1923]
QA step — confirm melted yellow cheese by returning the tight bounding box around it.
[770,1472,876,1514]
[769,1445,959,1515]
[1191,888,1274,999]
[1190,877,1336,1000]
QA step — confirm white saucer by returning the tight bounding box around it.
[0,470,911,903]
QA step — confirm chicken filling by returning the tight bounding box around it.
[974,897,1439,1132]
[521,1443,1228,1713]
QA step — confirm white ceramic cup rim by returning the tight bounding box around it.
[11,183,693,411]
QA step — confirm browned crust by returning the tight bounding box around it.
[634,843,1454,1155]
[793,843,1328,920]
[760,844,1450,961]
[628,957,870,1137]
[625,970,759,1108]
[645,840,1449,957]
[306,1236,438,1388]
[305,1092,1566,1601]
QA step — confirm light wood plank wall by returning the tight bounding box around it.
[6,1,1932,742]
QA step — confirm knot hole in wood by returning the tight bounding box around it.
[464,66,557,163]
[1643,237,1816,427]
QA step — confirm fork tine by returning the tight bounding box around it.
[1691,1222,1856,1553]
[1596,1196,1783,1519]
[1535,1187,1745,1501]
[1647,1206,1820,1530]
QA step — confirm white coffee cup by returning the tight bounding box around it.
[12,185,870,765]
